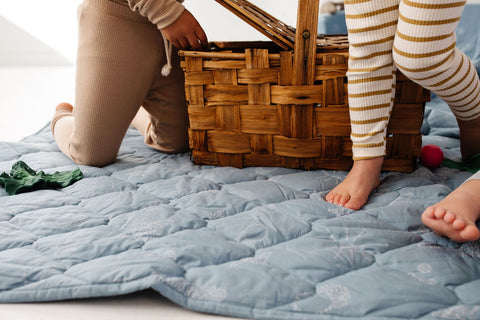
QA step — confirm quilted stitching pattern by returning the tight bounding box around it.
[0,107,479,319]
[1,6,480,318]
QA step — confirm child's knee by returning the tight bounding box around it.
[392,43,454,81]
[145,114,189,154]
[68,144,117,167]
[73,154,117,167]
[393,53,439,79]
[144,130,189,154]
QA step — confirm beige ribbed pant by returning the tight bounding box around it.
[345,0,480,160]
[51,0,188,166]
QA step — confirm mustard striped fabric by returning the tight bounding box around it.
[345,0,480,160]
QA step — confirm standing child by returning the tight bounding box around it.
[325,0,480,242]
[51,0,207,167]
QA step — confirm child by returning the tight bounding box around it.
[421,172,480,242]
[325,0,480,242]
[51,0,207,167]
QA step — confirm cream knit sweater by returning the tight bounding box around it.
[110,0,185,30]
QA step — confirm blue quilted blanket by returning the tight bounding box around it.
[1,6,480,320]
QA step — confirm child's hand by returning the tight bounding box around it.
[161,9,208,50]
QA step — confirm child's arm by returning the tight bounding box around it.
[161,9,208,50]
[126,0,207,49]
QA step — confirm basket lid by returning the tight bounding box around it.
[213,0,296,50]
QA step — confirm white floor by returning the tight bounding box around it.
[0,67,75,142]
[1,290,239,320]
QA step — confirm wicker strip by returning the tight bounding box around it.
[180,1,429,172]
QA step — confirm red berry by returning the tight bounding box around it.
[420,144,444,169]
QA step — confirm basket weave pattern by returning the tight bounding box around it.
[180,1,430,172]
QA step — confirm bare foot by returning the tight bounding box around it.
[51,102,74,135]
[325,157,384,210]
[457,116,480,160]
[55,102,73,113]
[130,107,150,136]
[421,179,480,242]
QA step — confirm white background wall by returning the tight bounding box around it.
[0,0,82,64]
[1,0,479,64]
[0,0,299,64]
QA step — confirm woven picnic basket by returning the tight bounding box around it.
[179,0,430,172]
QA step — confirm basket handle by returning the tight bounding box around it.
[213,0,296,50]
[293,0,320,86]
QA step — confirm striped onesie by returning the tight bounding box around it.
[345,0,480,161]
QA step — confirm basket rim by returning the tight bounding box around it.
[177,36,350,58]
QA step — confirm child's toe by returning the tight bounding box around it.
[433,207,447,219]
[452,218,466,230]
[443,211,456,224]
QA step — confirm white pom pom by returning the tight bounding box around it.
[161,64,172,77]
[161,35,173,77]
